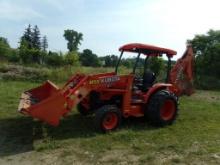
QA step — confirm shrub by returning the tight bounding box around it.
[64,51,80,66]
[195,75,220,90]
[8,49,20,63]
[45,51,64,67]
[0,37,11,61]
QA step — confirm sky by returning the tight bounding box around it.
[0,0,220,59]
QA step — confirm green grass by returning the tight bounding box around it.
[0,80,220,164]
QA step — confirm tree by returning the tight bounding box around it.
[0,37,9,46]
[121,58,134,68]
[79,49,100,67]
[148,57,164,75]
[18,24,45,64]
[20,24,41,50]
[18,38,32,63]
[0,37,11,60]
[63,29,83,52]
[41,35,48,52]
[8,49,20,62]
[101,55,119,67]
[32,25,41,50]
[187,29,220,89]
[40,36,48,64]
[30,25,41,63]
[22,24,32,49]
[102,55,111,67]
[64,51,79,66]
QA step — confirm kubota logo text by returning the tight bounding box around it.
[89,76,120,85]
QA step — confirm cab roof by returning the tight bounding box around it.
[119,43,177,57]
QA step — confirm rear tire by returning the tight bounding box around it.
[145,90,178,126]
[95,105,121,133]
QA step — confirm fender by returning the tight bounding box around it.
[144,83,178,103]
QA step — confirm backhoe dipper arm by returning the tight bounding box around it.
[169,45,194,96]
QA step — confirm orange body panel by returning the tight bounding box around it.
[28,92,66,126]
[19,81,67,126]
[18,73,178,126]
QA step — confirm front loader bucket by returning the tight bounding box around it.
[18,80,67,126]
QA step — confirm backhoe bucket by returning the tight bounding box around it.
[18,80,67,126]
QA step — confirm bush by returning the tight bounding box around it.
[8,49,20,63]
[19,47,33,63]
[0,37,11,61]
[0,64,50,82]
[0,64,116,83]
[64,51,80,66]
[79,49,101,67]
[45,51,64,67]
[195,75,220,90]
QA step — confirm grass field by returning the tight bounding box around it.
[0,80,220,164]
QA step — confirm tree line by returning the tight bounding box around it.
[187,29,220,89]
[0,24,164,70]
[0,25,220,89]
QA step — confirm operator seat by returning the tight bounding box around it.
[142,71,156,92]
[132,71,156,103]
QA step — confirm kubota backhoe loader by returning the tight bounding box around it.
[18,43,194,132]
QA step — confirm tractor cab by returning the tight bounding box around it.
[116,43,177,92]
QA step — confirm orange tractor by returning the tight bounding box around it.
[18,43,194,132]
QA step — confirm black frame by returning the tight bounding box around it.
[115,51,172,82]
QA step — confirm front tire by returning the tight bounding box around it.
[95,105,121,132]
[145,90,178,126]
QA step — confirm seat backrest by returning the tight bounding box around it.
[142,71,156,91]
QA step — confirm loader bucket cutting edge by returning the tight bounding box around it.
[18,80,67,126]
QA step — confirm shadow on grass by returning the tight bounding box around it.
[43,114,98,140]
[0,116,34,157]
[0,113,155,156]
[44,113,155,140]
[121,116,155,131]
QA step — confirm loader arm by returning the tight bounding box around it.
[18,74,92,126]
[18,72,117,126]
[169,45,194,96]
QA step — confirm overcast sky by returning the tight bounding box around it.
[0,0,220,59]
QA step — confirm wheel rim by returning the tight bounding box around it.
[102,112,118,130]
[160,99,176,121]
